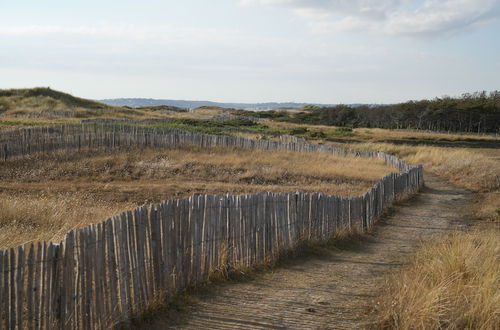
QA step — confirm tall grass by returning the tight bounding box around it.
[375,230,500,329]
[346,142,500,222]
[0,146,395,248]
[0,193,133,248]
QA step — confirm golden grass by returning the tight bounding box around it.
[347,143,499,191]
[0,193,133,249]
[0,88,228,125]
[0,104,229,130]
[354,127,500,142]
[317,135,500,329]
[0,146,395,249]
[0,95,101,116]
[374,230,500,330]
[0,117,81,130]
[337,142,500,222]
[473,192,500,222]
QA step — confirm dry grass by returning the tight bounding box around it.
[338,142,500,222]
[0,117,81,130]
[473,191,500,223]
[354,127,500,142]
[0,146,395,249]
[0,88,230,126]
[348,143,499,191]
[265,121,500,142]
[0,193,133,249]
[0,92,110,117]
[374,230,500,330]
[322,134,500,329]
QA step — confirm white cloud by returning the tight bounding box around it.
[384,0,500,36]
[0,24,244,46]
[241,0,410,18]
[240,0,500,36]
[308,16,376,33]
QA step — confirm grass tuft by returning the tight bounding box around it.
[374,230,500,330]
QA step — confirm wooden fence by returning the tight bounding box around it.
[0,124,414,171]
[0,124,423,329]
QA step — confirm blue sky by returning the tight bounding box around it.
[1,0,499,103]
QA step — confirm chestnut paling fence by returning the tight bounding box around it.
[0,124,423,329]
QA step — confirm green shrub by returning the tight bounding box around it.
[290,127,309,135]
[327,127,355,137]
[308,131,326,138]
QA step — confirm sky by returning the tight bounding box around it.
[0,0,499,104]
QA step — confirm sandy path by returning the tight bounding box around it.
[143,173,471,330]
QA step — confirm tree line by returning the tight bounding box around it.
[233,91,500,133]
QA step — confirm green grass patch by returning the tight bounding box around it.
[327,127,355,137]
[146,118,289,136]
[0,120,49,127]
[290,127,354,140]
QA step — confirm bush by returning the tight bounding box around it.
[336,127,353,132]
[0,99,10,113]
[290,127,309,135]
[327,127,355,137]
[221,118,257,127]
[308,131,326,138]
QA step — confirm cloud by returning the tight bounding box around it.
[384,0,500,36]
[240,0,500,36]
[0,24,236,44]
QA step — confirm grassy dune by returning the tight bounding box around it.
[0,146,395,248]
[0,88,241,126]
[0,87,161,120]
[0,87,110,114]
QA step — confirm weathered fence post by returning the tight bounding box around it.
[0,124,424,329]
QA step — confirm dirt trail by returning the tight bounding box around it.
[145,173,472,330]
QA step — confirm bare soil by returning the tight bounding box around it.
[141,173,472,329]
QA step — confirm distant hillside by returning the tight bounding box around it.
[99,98,334,110]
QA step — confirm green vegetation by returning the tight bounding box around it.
[0,120,50,127]
[147,118,288,136]
[0,99,10,113]
[286,127,354,139]
[231,109,289,120]
[145,118,357,140]
[233,91,500,133]
[327,127,354,137]
[137,105,188,112]
[289,127,308,135]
